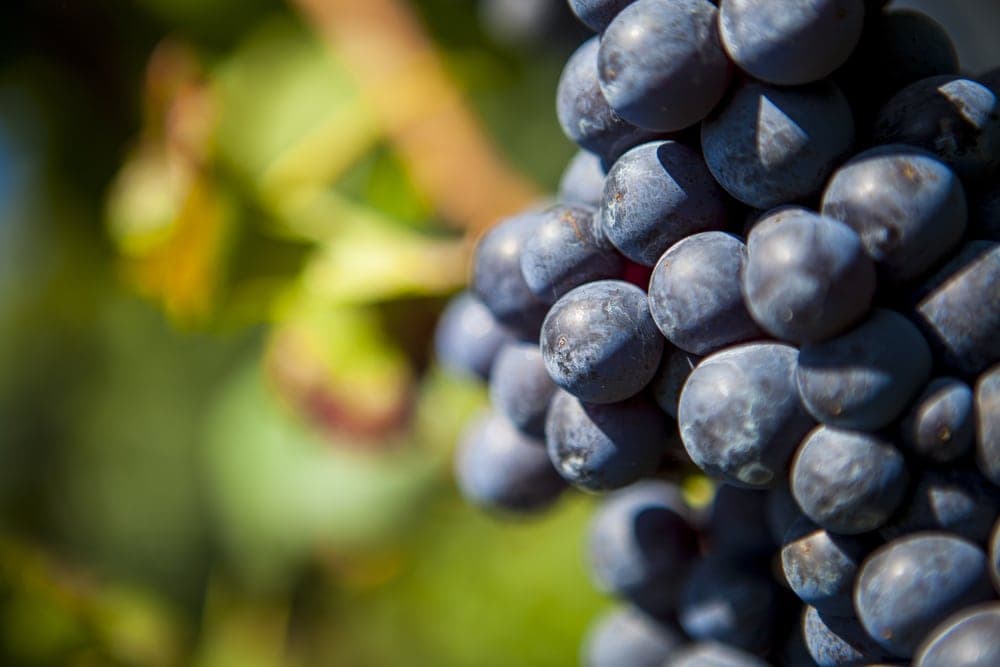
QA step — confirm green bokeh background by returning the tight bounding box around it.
[0,1,606,664]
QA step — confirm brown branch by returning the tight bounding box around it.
[289,0,540,236]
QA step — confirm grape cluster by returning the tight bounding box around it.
[436,1,1000,664]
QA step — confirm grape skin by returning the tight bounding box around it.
[558,149,605,209]
[781,516,876,618]
[976,364,1000,487]
[556,37,661,163]
[899,377,975,463]
[820,145,967,285]
[796,308,932,431]
[879,468,1000,544]
[454,412,565,513]
[540,280,663,404]
[666,642,770,667]
[802,606,893,667]
[911,241,1000,378]
[582,606,684,667]
[600,140,729,267]
[567,0,636,32]
[598,0,731,132]
[648,231,761,356]
[874,75,1000,183]
[855,533,994,658]
[587,481,700,615]
[679,342,814,489]
[742,206,876,343]
[545,389,672,492]
[471,211,550,339]
[520,204,623,305]
[719,0,865,86]
[791,425,907,535]
[701,80,855,209]
[488,342,556,438]
[434,291,512,381]
[677,553,781,653]
[914,603,1000,667]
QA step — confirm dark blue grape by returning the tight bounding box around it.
[520,204,623,304]
[666,642,771,667]
[855,532,994,658]
[600,140,729,267]
[782,516,878,617]
[597,0,731,132]
[568,0,636,32]
[679,343,815,488]
[648,232,762,355]
[914,603,1000,667]
[709,485,775,557]
[540,280,663,403]
[556,37,661,162]
[976,364,1000,486]
[719,0,865,85]
[873,76,1000,183]
[803,606,894,667]
[791,426,908,535]
[911,241,1000,378]
[834,9,959,129]
[472,211,550,339]
[559,150,605,209]
[649,347,700,420]
[865,11,958,91]
[583,606,684,667]
[488,342,556,437]
[678,553,781,653]
[701,80,855,209]
[454,412,564,513]
[796,309,932,431]
[545,389,673,491]
[743,207,876,343]
[587,481,700,613]
[820,146,967,285]
[434,291,512,380]
[899,377,975,463]
[880,468,1000,544]
[767,483,805,546]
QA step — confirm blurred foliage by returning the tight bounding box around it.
[0,0,603,665]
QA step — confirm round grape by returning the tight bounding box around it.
[454,413,564,513]
[719,0,865,85]
[796,309,932,431]
[545,390,672,492]
[540,280,663,404]
[472,211,550,339]
[520,204,623,304]
[743,207,876,343]
[855,532,994,658]
[820,145,967,284]
[600,140,729,267]
[598,0,731,132]
[679,343,815,488]
[701,80,855,209]
[792,425,907,535]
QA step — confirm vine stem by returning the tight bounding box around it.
[289,0,541,236]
